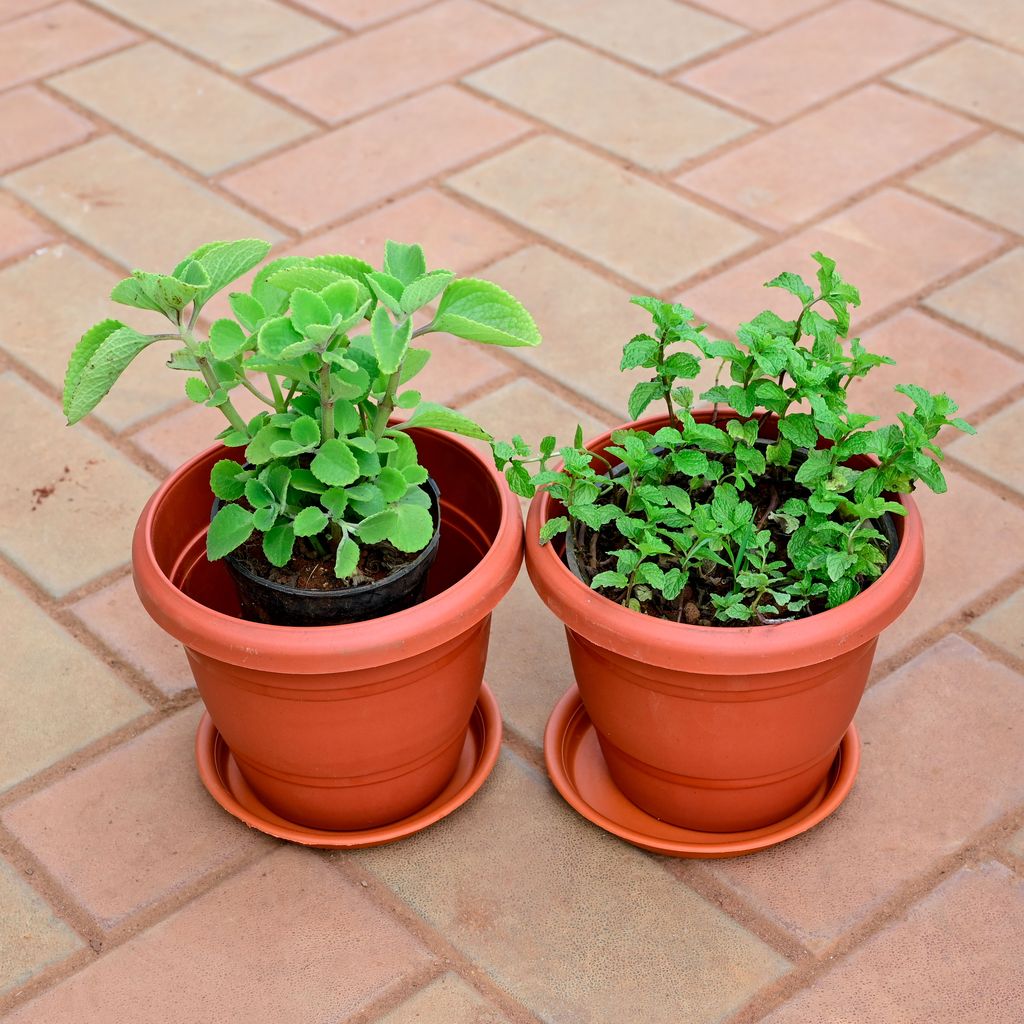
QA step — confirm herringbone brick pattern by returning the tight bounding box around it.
[1,1,1022,1021]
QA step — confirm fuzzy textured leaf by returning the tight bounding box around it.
[431,279,540,347]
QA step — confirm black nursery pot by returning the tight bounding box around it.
[216,479,442,627]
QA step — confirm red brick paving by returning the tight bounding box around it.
[1,0,1022,1021]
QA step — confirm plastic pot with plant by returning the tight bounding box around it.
[64,238,540,844]
[499,253,973,856]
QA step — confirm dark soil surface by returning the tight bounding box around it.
[570,458,890,627]
[232,533,419,591]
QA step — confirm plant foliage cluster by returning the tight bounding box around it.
[496,254,974,624]
[64,239,540,578]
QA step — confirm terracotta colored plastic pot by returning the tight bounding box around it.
[133,429,523,831]
[526,410,924,833]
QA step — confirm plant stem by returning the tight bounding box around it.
[372,368,402,438]
[656,327,679,428]
[319,360,335,442]
[178,321,248,434]
[268,373,284,412]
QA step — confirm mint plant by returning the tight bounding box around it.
[496,253,974,625]
[64,239,539,581]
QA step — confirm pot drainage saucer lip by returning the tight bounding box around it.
[544,686,860,859]
[195,684,502,850]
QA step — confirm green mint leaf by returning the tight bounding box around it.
[539,516,569,545]
[591,571,628,590]
[628,380,663,421]
[334,536,360,579]
[778,413,818,449]
[827,576,856,608]
[764,271,813,304]
[662,352,701,379]
[311,439,360,486]
[207,504,254,560]
[620,334,660,371]
[505,462,534,498]
[794,448,833,485]
[383,241,427,285]
[397,402,492,442]
[431,278,541,348]
[684,422,733,455]
[811,251,837,295]
[672,450,709,476]
[912,452,947,493]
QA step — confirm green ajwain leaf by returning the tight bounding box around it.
[185,377,210,403]
[310,439,360,486]
[383,241,427,285]
[400,270,453,314]
[209,318,248,360]
[397,402,492,441]
[292,506,329,537]
[207,504,254,560]
[262,523,295,567]
[209,459,247,501]
[388,501,434,552]
[334,536,360,579]
[64,325,156,425]
[371,306,412,375]
[431,278,541,348]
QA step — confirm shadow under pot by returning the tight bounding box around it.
[213,479,442,627]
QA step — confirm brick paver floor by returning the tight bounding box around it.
[1,1,1022,1021]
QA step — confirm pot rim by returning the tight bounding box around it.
[132,429,524,673]
[525,409,924,675]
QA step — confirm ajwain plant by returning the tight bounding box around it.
[64,239,539,581]
[496,253,974,625]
